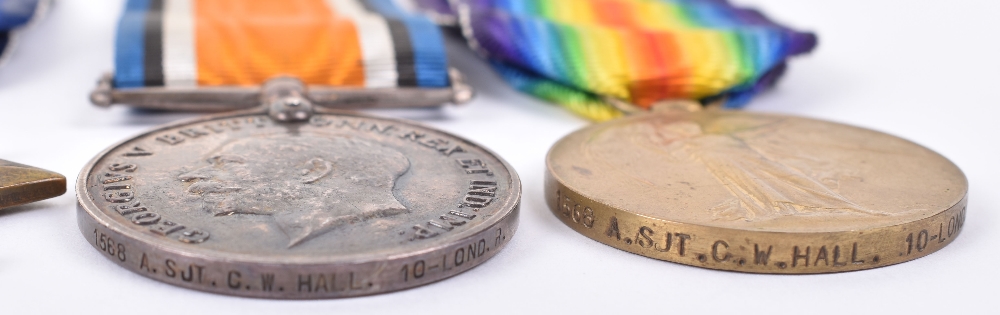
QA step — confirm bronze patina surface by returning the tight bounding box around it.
[0,160,66,209]
[546,108,967,274]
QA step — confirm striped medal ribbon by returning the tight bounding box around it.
[113,0,450,91]
[414,0,817,120]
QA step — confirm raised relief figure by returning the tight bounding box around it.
[179,134,411,247]
[647,116,888,221]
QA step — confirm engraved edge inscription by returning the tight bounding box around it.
[77,203,518,298]
[545,173,967,274]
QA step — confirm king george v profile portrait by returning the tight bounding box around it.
[178,134,412,248]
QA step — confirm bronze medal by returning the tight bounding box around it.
[546,107,967,273]
[0,160,65,210]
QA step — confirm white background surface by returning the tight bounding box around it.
[1,0,998,314]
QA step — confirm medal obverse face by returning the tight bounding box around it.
[77,111,519,298]
[546,110,967,273]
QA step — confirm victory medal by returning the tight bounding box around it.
[77,0,519,298]
[415,0,968,273]
[546,106,966,274]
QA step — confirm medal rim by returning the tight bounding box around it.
[545,175,966,274]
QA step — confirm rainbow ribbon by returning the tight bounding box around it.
[114,0,450,89]
[416,0,817,120]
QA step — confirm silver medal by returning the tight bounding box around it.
[78,78,519,299]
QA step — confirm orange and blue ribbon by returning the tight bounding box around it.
[416,0,817,120]
[114,0,450,89]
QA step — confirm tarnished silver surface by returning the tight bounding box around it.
[76,109,520,298]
